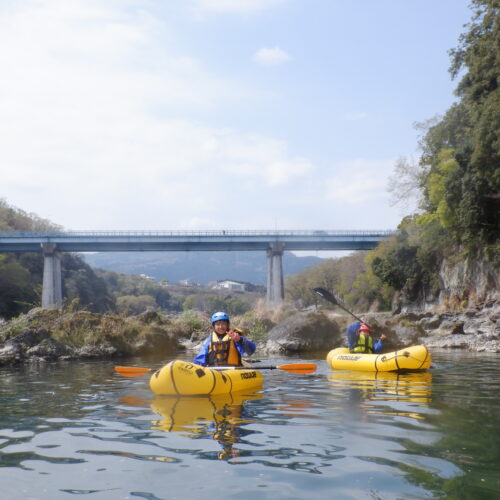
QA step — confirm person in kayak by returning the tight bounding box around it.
[194,311,256,366]
[346,321,386,354]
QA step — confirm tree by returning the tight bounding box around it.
[182,293,251,316]
[285,251,392,311]
[0,200,118,317]
[387,0,499,254]
[0,198,61,231]
[0,255,38,318]
[419,0,500,247]
[62,254,115,313]
[387,156,421,210]
[116,295,157,315]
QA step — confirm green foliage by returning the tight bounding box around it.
[1,308,61,340]
[0,255,39,318]
[237,310,276,341]
[62,254,115,313]
[176,310,206,333]
[224,296,252,316]
[0,198,61,231]
[285,251,392,311]
[370,219,444,299]
[347,265,394,311]
[98,270,179,313]
[286,257,350,307]
[371,1,499,304]
[0,200,122,319]
[182,293,251,316]
[417,0,500,248]
[424,148,460,228]
[372,250,416,290]
[183,293,223,313]
[0,200,57,318]
[116,295,157,315]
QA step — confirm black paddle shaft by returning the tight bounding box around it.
[312,287,370,328]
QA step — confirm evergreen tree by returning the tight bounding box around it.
[419,0,499,247]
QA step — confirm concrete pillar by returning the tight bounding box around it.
[41,243,63,309]
[266,241,285,306]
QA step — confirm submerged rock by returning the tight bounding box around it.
[74,344,119,358]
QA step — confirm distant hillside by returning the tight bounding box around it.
[82,251,325,285]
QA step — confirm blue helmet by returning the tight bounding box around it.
[211,311,230,324]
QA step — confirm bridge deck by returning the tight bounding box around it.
[0,230,396,252]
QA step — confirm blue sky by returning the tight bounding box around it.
[1,0,472,236]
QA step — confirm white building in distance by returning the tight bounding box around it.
[211,280,246,292]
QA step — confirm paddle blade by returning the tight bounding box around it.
[313,287,338,305]
[114,366,153,377]
[276,363,317,374]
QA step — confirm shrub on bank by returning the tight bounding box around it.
[0,302,303,361]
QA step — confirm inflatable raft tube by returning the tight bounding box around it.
[149,360,264,395]
[326,344,431,372]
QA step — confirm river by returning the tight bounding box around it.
[0,349,499,499]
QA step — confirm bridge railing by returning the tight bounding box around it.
[0,229,396,237]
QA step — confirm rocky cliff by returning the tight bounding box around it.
[438,256,499,310]
[396,253,499,313]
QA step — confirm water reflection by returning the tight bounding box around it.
[327,370,433,420]
[2,355,499,499]
[150,392,262,460]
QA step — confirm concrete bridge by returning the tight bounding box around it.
[0,229,395,308]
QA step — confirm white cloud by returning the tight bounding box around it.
[0,1,406,234]
[193,0,286,15]
[325,158,395,204]
[253,46,292,66]
[211,133,312,185]
[0,1,311,230]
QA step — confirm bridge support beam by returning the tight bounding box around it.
[266,242,285,306]
[41,243,63,309]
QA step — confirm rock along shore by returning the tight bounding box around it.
[0,302,498,367]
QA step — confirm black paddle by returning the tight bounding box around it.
[312,287,370,328]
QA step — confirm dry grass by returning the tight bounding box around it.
[0,303,303,353]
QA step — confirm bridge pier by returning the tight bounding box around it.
[266,242,285,306]
[41,243,63,309]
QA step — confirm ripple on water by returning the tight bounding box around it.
[0,354,499,499]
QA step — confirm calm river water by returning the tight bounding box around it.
[1,349,499,500]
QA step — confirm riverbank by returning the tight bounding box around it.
[0,308,202,365]
[355,300,500,353]
[0,301,498,367]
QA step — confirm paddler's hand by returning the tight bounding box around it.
[380,334,387,341]
[228,329,241,342]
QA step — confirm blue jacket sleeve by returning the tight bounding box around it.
[346,321,361,349]
[236,337,256,357]
[193,337,211,366]
[373,339,384,354]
